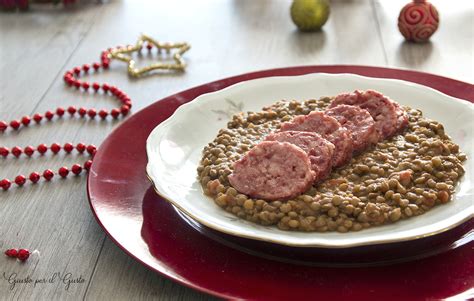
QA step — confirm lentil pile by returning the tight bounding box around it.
[197,97,467,232]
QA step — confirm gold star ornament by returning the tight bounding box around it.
[108,34,191,77]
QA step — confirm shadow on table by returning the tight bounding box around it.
[288,29,327,56]
[397,41,434,67]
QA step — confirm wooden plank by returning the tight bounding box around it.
[83,239,216,301]
[373,0,474,83]
[0,3,108,300]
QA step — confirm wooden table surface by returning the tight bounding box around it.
[0,0,472,300]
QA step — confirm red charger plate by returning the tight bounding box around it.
[88,66,474,300]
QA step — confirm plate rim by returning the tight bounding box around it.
[146,72,474,248]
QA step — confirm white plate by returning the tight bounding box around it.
[146,73,474,248]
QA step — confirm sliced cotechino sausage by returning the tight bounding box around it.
[228,141,315,200]
[325,104,379,153]
[329,90,399,139]
[280,111,353,167]
[265,131,335,181]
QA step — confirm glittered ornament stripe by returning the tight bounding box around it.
[0,36,190,190]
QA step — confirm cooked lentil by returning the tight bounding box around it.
[197,97,467,232]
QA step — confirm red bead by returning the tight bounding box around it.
[37,144,48,154]
[92,82,100,91]
[17,249,30,261]
[74,80,81,89]
[110,86,117,94]
[50,143,61,154]
[33,113,43,123]
[12,146,22,157]
[76,143,86,153]
[102,84,110,92]
[0,147,9,157]
[0,179,11,190]
[21,116,31,126]
[58,166,69,178]
[92,62,101,70]
[111,108,120,119]
[120,105,130,116]
[45,111,54,120]
[24,146,35,157]
[43,169,54,181]
[64,143,74,153]
[73,67,81,75]
[102,60,110,69]
[86,145,97,155]
[87,109,97,118]
[67,106,77,115]
[56,107,65,117]
[84,160,93,171]
[146,43,153,50]
[82,82,90,90]
[99,109,108,119]
[71,164,82,175]
[29,172,40,183]
[78,107,87,117]
[10,120,21,130]
[15,175,26,186]
[82,64,90,72]
[123,100,132,108]
[0,121,7,132]
[5,249,18,258]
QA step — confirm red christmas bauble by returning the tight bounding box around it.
[398,0,439,43]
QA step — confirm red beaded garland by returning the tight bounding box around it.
[0,46,134,190]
